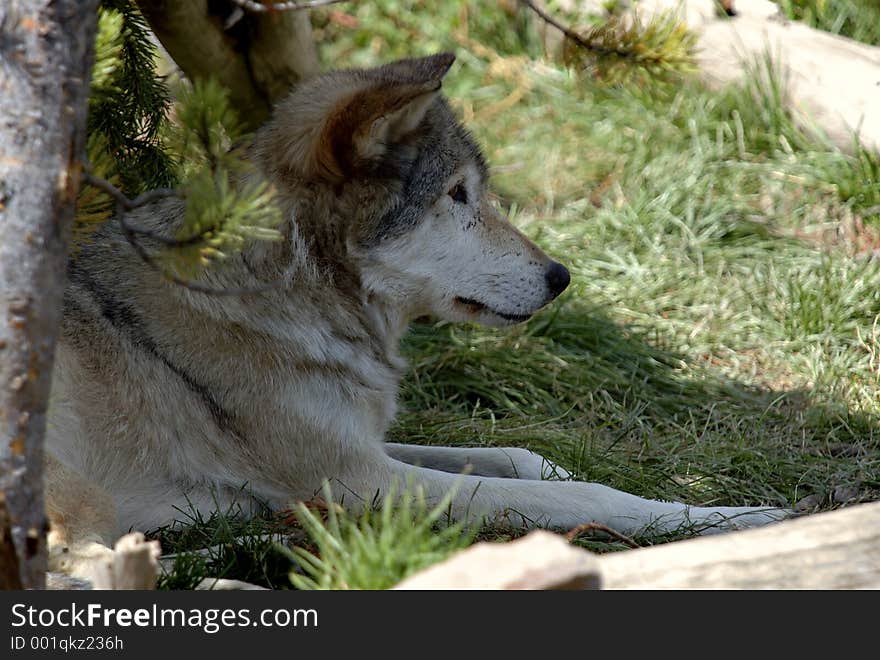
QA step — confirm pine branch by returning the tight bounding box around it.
[519,0,624,58]
[81,172,282,296]
[520,0,697,83]
[119,220,281,297]
[81,171,184,246]
[90,0,175,195]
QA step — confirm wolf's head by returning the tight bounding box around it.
[255,53,569,327]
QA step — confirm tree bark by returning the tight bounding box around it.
[0,0,98,589]
[137,0,320,130]
[0,497,22,589]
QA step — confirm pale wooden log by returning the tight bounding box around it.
[597,502,880,589]
[393,530,601,590]
[90,533,161,590]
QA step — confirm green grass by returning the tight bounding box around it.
[774,0,880,46]
[283,484,474,590]
[153,499,297,590]
[152,1,880,589]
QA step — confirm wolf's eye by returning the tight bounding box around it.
[448,183,468,204]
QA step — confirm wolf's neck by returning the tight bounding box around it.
[361,293,410,372]
[173,190,412,381]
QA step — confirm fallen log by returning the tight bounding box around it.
[393,530,601,590]
[597,501,880,589]
[392,502,880,589]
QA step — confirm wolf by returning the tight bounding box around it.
[47,53,787,579]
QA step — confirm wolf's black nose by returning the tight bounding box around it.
[545,261,570,298]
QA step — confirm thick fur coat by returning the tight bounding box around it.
[46,54,787,578]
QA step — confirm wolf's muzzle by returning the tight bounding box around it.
[545,261,570,299]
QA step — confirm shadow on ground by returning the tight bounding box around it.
[394,305,880,519]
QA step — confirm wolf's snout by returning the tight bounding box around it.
[545,261,570,299]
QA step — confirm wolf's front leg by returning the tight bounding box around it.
[45,453,119,582]
[384,443,572,480]
[339,449,789,536]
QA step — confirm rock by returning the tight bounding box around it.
[393,530,601,589]
[832,485,860,504]
[795,493,824,512]
[647,0,880,154]
[533,0,880,154]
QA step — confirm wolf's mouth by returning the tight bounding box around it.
[454,296,532,323]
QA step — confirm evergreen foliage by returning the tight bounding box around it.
[88,0,174,196]
[76,1,174,247]
[560,11,697,85]
[78,1,282,278]
[162,80,282,277]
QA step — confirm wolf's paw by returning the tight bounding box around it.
[693,507,794,535]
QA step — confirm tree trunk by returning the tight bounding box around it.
[0,0,98,589]
[137,0,320,131]
[0,498,22,589]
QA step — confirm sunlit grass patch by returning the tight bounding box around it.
[775,0,880,46]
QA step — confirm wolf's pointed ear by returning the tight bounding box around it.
[259,53,456,182]
[316,53,456,178]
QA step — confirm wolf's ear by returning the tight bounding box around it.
[316,53,456,178]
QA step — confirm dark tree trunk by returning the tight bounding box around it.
[0,0,98,589]
[137,0,320,131]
